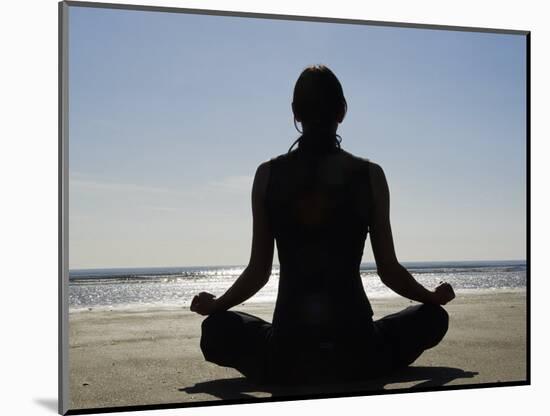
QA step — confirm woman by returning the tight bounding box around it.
[190,65,455,386]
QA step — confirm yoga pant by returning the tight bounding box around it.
[199,303,449,386]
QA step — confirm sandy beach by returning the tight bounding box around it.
[68,290,527,411]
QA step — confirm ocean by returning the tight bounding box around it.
[68,260,527,311]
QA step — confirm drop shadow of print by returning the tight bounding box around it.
[180,366,479,401]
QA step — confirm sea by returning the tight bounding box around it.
[68,260,527,312]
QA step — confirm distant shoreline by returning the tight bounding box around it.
[68,259,527,273]
[68,287,526,314]
[67,262,526,311]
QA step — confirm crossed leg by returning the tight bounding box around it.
[199,304,449,384]
[371,303,449,371]
[200,310,273,384]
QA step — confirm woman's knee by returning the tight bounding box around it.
[200,311,239,362]
[420,304,449,346]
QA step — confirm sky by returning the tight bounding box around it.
[68,5,527,269]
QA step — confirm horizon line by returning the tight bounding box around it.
[69,258,527,272]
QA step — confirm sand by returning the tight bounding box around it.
[68,290,527,411]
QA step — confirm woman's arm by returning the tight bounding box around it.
[368,162,455,305]
[191,161,275,315]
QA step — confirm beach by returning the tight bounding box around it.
[68,290,527,411]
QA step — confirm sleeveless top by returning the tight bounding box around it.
[265,146,375,349]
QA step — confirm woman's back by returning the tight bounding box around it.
[195,65,453,386]
[266,147,375,347]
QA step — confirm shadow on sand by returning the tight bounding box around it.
[180,366,478,401]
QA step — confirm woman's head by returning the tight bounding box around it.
[292,65,347,132]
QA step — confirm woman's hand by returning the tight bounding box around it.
[190,292,218,316]
[431,282,455,305]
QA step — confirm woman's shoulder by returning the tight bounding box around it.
[254,152,290,179]
[337,151,388,190]
[340,149,368,163]
[338,149,381,171]
[265,151,296,167]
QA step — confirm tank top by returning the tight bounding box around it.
[265,146,375,349]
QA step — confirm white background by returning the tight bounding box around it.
[0,0,547,415]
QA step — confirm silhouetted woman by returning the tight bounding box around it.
[191,65,455,386]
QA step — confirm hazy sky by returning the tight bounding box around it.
[68,6,526,269]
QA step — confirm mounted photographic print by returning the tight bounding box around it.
[59,1,530,414]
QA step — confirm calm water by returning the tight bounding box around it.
[68,260,526,311]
